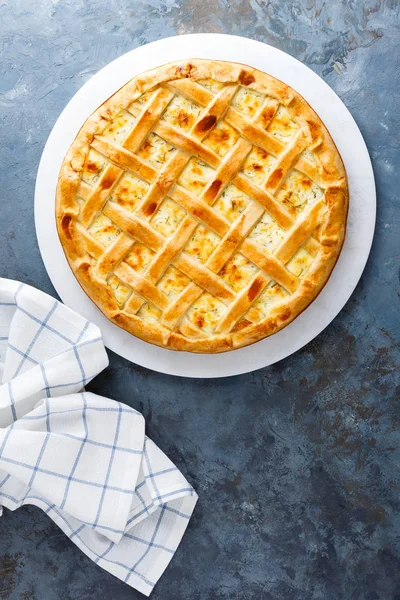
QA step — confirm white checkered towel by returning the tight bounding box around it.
[0,278,197,596]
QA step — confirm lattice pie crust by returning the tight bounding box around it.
[56,59,348,353]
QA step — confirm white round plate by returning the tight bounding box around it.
[35,34,375,378]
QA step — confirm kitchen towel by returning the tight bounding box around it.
[0,278,197,596]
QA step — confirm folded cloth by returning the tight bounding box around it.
[0,279,197,596]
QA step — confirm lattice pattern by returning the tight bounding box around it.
[57,60,347,352]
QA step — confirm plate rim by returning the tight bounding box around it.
[34,33,376,378]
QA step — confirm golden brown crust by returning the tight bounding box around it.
[56,58,348,353]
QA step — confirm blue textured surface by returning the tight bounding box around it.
[0,1,399,599]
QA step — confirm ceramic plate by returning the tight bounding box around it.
[35,34,375,378]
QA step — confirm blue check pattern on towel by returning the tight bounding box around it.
[0,279,197,596]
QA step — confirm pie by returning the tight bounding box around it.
[56,59,348,353]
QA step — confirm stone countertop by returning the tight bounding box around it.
[0,1,399,599]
